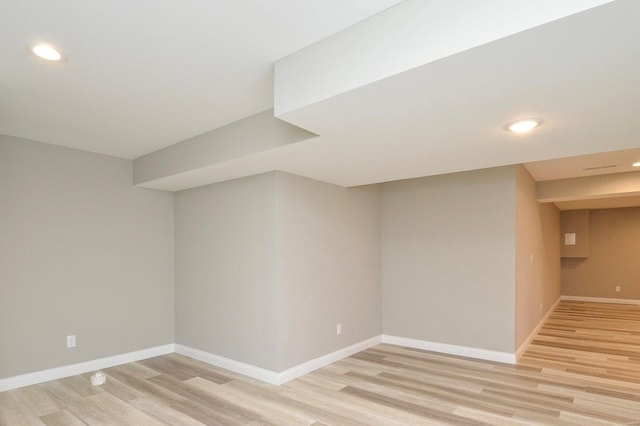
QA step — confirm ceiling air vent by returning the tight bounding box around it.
[583,164,617,171]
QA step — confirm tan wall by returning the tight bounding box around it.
[560,210,590,258]
[562,207,640,299]
[515,166,561,350]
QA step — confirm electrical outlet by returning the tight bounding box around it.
[66,335,76,348]
[336,323,342,335]
[539,302,543,311]
[616,286,621,293]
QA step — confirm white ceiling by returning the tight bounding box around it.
[525,149,640,182]
[3,0,640,199]
[274,0,640,187]
[0,0,401,158]
[525,148,640,210]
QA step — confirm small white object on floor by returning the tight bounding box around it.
[90,371,107,386]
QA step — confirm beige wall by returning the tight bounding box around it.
[174,173,280,370]
[0,135,175,379]
[560,210,590,258]
[562,207,640,299]
[276,173,380,371]
[381,167,517,353]
[515,166,561,350]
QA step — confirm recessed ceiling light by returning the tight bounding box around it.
[506,119,542,134]
[30,43,63,61]
[633,162,640,167]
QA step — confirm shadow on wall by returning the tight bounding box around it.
[561,258,587,270]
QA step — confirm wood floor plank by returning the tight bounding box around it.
[186,377,311,426]
[283,378,444,426]
[452,406,555,426]
[159,354,234,385]
[42,381,117,425]
[39,409,85,426]
[0,392,45,426]
[109,362,160,380]
[148,373,280,425]
[223,379,368,426]
[128,397,206,426]
[104,368,188,405]
[283,380,428,426]
[14,385,60,417]
[341,385,484,426]
[281,385,419,426]
[84,393,162,425]
[82,373,143,402]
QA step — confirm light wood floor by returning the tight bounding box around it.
[2,300,639,425]
[520,300,640,386]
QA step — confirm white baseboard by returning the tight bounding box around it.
[560,295,640,305]
[176,335,382,386]
[0,344,175,393]
[277,335,382,384]
[515,297,560,360]
[1,333,526,392]
[381,335,516,364]
[0,337,381,392]
[175,344,282,384]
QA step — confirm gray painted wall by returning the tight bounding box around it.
[2,136,554,379]
[515,166,561,350]
[381,167,517,353]
[276,173,380,371]
[0,135,174,379]
[174,172,381,372]
[174,173,280,370]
